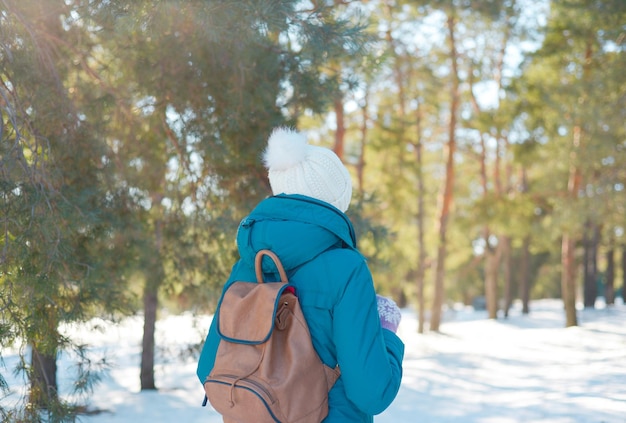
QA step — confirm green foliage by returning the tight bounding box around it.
[1,0,624,412]
[515,0,626,244]
[2,0,371,415]
[312,0,625,318]
[0,0,137,417]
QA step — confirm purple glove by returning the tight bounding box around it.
[376,295,401,333]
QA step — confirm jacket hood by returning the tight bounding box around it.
[236,194,357,274]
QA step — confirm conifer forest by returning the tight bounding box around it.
[1,1,625,421]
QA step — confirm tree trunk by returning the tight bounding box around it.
[605,248,615,305]
[561,113,583,327]
[140,217,164,390]
[582,224,590,302]
[502,236,513,318]
[414,105,426,334]
[29,306,59,408]
[485,246,500,319]
[520,236,531,314]
[622,246,626,303]
[357,90,368,196]
[561,234,578,327]
[478,134,498,319]
[561,40,593,325]
[30,345,58,408]
[430,14,459,332]
[583,221,599,308]
[562,122,582,327]
[518,168,531,314]
[431,242,447,332]
[140,282,158,390]
[333,96,345,160]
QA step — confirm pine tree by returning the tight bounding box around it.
[516,0,626,326]
[66,0,370,391]
[1,1,129,419]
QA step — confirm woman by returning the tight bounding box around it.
[197,127,404,422]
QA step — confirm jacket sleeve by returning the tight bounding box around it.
[196,310,219,384]
[332,258,404,415]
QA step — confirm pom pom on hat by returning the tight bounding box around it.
[263,127,352,212]
[263,127,308,171]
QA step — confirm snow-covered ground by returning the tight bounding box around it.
[2,298,625,423]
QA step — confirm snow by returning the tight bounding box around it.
[2,298,625,422]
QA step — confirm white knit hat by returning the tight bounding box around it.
[263,127,352,212]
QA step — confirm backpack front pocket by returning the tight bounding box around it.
[204,374,283,423]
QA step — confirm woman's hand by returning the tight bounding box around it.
[376,295,401,333]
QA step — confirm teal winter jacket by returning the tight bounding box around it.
[197,194,404,422]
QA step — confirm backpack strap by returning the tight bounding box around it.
[255,249,288,283]
[216,250,290,345]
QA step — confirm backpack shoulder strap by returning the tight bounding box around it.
[255,249,288,283]
[216,250,289,344]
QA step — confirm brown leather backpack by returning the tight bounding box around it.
[204,249,341,423]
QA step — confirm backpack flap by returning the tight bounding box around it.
[217,281,289,344]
